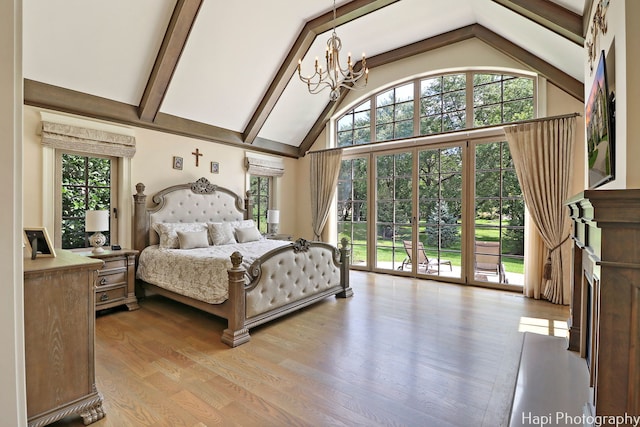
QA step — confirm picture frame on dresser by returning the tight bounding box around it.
[23,227,56,259]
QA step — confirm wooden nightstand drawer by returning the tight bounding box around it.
[96,285,127,306]
[78,248,139,312]
[102,258,126,270]
[97,270,126,287]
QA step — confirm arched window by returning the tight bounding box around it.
[336,71,534,146]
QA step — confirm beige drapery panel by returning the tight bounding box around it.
[504,115,576,304]
[310,149,343,241]
[41,121,136,157]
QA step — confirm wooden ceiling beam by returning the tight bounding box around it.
[242,0,399,144]
[297,24,584,155]
[25,79,299,158]
[490,0,583,45]
[137,0,203,122]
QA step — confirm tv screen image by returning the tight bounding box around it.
[585,50,614,188]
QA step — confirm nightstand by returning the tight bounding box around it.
[265,233,293,241]
[79,248,139,311]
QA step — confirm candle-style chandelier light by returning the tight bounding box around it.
[297,0,368,101]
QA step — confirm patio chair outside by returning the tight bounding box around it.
[474,240,508,283]
[398,240,452,273]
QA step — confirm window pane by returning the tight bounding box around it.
[376,123,393,141]
[504,78,533,101]
[442,112,465,131]
[443,90,465,112]
[338,130,353,147]
[61,154,113,249]
[395,101,414,121]
[503,99,534,122]
[377,89,394,106]
[476,142,501,170]
[376,105,394,124]
[420,116,442,135]
[421,95,442,116]
[421,77,442,96]
[474,82,501,106]
[395,83,414,102]
[474,105,502,127]
[353,127,371,145]
[394,120,413,139]
[337,114,353,131]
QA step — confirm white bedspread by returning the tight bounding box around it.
[137,239,291,304]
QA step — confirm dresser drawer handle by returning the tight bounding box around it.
[99,278,108,286]
[99,292,109,302]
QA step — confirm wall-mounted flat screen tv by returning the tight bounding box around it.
[586,50,614,188]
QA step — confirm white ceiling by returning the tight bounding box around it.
[23,0,587,151]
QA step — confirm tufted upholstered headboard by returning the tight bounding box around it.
[133,177,251,250]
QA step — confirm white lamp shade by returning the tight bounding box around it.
[267,209,280,224]
[85,210,110,232]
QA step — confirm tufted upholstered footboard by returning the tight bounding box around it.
[133,177,352,348]
[222,238,352,347]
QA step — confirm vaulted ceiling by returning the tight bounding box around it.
[23,0,588,158]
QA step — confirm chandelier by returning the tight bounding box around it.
[297,0,368,101]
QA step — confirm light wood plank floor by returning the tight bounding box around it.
[49,271,568,427]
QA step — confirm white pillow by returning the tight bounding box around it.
[208,222,237,245]
[177,230,209,249]
[153,222,208,249]
[229,219,255,229]
[235,226,262,243]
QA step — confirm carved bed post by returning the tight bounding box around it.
[336,237,354,298]
[244,190,253,220]
[221,251,251,347]
[133,183,148,252]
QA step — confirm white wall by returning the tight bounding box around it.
[0,0,27,425]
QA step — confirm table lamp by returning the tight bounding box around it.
[86,210,109,253]
[267,209,280,234]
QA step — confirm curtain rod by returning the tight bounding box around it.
[307,112,582,155]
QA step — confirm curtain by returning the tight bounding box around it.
[504,116,575,304]
[310,150,342,241]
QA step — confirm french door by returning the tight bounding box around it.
[340,137,523,289]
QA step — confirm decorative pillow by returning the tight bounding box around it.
[229,219,255,230]
[235,226,262,243]
[153,222,208,249]
[208,222,237,245]
[177,230,209,249]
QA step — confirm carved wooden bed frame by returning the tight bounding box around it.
[132,177,352,347]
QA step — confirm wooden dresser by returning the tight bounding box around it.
[23,250,105,427]
[76,248,139,311]
[566,190,640,424]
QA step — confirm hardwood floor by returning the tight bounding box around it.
[48,271,568,427]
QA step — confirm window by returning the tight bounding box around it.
[250,175,271,233]
[376,83,414,141]
[337,100,371,147]
[336,70,534,146]
[473,74,534,126]
[58,153,118,249]
[473,141,524,284]
[420,74,466,134]
[337,157,368,266]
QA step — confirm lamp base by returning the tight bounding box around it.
[267,223,279,234]
[89,232,106,254]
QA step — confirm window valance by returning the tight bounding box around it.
[40,120,136,158]
[245,153,284,177]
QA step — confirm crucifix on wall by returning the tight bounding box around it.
[192,148,203,166]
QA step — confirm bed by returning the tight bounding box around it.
[133,177,352,347]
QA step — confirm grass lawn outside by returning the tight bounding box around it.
[342,218,524,275]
